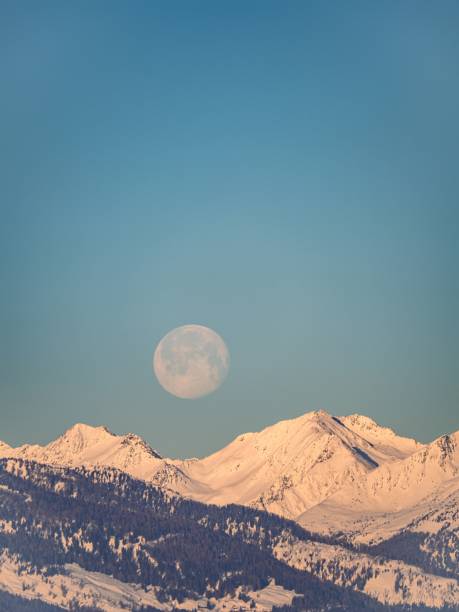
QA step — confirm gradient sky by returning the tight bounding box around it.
[1,1,458,458]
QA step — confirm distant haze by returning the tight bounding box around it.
[1,2,458,457]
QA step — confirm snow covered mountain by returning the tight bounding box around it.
[0,411,456,539]
[339,413,423,459]
[0,423,165,481]
[0,423,210,500]
[0,410,423,521]
[0,411,458,610]
[298,430,459,544]
[350,430,458,512]
[173,410,422,518]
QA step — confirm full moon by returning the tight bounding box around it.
[153,325,230,399]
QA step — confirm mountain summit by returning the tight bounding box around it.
[0,409,427,520]
[0,422,164,481]
[174,410,422,517]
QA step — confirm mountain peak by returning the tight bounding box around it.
[0,422,165,484]
[63,422,114,437]
[59,425,162,459]
[51,423,115,454]
[340,413,422,459]
[342,413,379,428]
[308,428,459,521]
[419,430,459,470]
[310,409,331,418]
[435,430,459,449]
[121,432,162,459]
[47,424,165,473]
[178,408,424,518]
[340,413,406,438]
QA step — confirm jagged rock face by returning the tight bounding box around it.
[120,433,162,459]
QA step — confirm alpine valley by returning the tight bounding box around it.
[0,411,457,611]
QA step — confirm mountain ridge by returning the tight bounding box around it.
[0,410,457,533]
[171,409,424,518]
[1,411,458,609]
[297,429,459,545]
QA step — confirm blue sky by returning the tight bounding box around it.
[1,1,458,457]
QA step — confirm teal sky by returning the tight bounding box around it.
[1,1,458,457]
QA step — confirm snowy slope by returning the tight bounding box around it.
[273,537,459,608]
[341,414,422,459]
[0,460,387,612]
[298,431,459,543]
[174,410,423,518]
[339,431,459,512]
[1,456,457,611]
[0,550,297,612]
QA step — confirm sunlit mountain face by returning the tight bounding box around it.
[0,411,458,611]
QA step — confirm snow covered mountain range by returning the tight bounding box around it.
[1,410,458,549]
[1,410,455,525]
[0,410,458,611]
